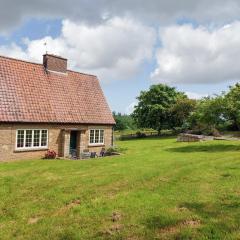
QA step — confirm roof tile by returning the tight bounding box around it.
[0,56,115,125]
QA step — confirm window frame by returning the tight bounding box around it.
[15,129,48,151]
[89,129,105,145]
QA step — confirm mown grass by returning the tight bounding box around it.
[1,137,240,239]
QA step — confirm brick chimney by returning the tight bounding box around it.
[43,54,67,73]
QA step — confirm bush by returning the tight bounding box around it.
[105,147,116,155]
[136,131,146,138]
[188,126,221,136]
[105,146,125,156]
[45,150,57,159]
[202,127,221,137]
[160,129,175,136]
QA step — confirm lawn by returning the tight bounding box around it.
[1,138,240,240]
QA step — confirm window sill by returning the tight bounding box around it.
[88,144,105,147]
[14,147,48,153]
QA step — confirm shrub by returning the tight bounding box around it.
[45,150,57,159]
[105,147,116,155]
[136,131,146,138]
[105,147,124,156]
[160,129,175,136]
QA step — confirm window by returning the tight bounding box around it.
[89,129,104,144]
[90,130,95,144]
[33,130,40,147]
[41,130,48,147]
[16,129,48,150]
[17,130,24,148]
[25,130,32,147]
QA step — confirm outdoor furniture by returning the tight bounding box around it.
[70,149,77,159]
[99,148,105,157]
[90,152,97,158]
[81,152,91,159]
[81,149,91,159]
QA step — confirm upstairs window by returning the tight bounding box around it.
[89,129,104,144]
[16,129,48,150]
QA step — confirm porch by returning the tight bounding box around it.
[61,128,87,159]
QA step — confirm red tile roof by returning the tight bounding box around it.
[0,55,115,125]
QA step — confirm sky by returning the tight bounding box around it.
[1,1,240,114]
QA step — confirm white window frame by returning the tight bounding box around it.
[15,129,48,150]
[89,129,105,145]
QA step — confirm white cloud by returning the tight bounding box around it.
[0,43,28,59]
[125,101,137,114]
[151,21,240,84]
[185,91,208,100]
[0,18,156,82]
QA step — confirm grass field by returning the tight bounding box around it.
[1,137,240,239]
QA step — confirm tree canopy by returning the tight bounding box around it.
[113,112,136,131]
[114,83,240,136]
[224,83,240,130]
[132,84,188,134]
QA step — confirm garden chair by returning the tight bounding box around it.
[90,152,97,158]
[81,149,91,159]
[70,149,77,159]
[99,148,106,157]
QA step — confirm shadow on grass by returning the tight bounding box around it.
[181,201,240,224]
[143,200,240,238]
[144,215,179,230]
[178,201,240,238]
[167,144,240,153]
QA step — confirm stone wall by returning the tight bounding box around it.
[0,123,113,161]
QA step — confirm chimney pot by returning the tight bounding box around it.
[43,54,67,73]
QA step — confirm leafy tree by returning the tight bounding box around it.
[170,98,197,129]
[188,96,225,133]
[113,112,137,131]
[132,84,185,135]
[224,83,240,130]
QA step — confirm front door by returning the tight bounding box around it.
[69,131,77,156]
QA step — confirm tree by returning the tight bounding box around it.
[187,96,225,133]
[224,83,240,130]
[132,84,185,135]
[113,112,137,131]
[170,98,197,129]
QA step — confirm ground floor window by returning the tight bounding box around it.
[16,129,48,149]
[89,129,104,144]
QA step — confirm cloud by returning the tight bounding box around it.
[0,18,156,82]
[0,43,28,59]
[151,21,240,84]
[125,101,137,114]
[1,0,240,32]
[185,91,208,100]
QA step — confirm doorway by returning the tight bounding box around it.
[69,131,78,156]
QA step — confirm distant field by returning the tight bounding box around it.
[1,138,240,239]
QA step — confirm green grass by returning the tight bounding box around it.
[1,138,240,239]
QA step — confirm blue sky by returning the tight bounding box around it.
[1,1,240,113]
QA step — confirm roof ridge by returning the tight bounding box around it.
[0,54,97,77]
[0,54,42,66]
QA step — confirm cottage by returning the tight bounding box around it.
[0,54,115,161]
